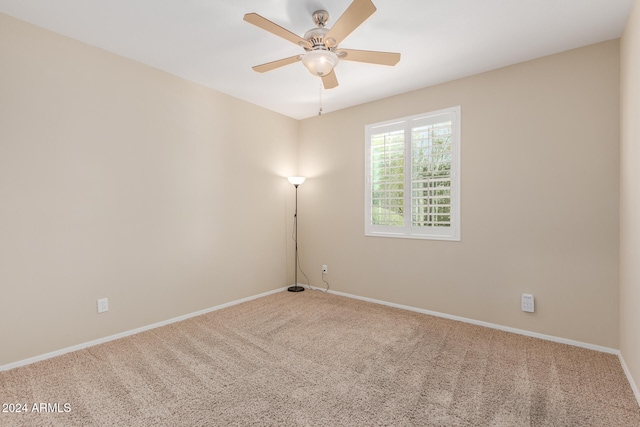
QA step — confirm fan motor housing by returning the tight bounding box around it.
[303,27,330,50]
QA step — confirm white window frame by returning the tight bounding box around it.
[364,106,461,241]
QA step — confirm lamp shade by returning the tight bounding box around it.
[287,176,306,186]
[301,50,339,77]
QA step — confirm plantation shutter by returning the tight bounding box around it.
[369,123,405,227]
[410,114,453,229]
[365,107,459,240]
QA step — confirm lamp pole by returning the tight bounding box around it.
[287,177,305,292]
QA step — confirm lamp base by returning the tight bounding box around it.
[287,285,305,292]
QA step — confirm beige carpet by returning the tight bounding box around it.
[1,290,639,426]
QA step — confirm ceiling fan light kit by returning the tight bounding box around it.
[244,0,400,89]
[302,49,339,76]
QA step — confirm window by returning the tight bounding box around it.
[365,106,460,240]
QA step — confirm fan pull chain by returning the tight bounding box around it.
[318,84,323,116]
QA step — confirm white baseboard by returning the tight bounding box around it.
[619,353,640,406]
[0,287,288,372]
[326,289,619,355]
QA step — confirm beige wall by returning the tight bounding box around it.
[298,40,621,348]
[621,0,640,397]
[0,14,299,366]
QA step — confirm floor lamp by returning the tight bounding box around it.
[287,176,305,292]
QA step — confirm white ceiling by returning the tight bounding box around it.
[0,0,634,119]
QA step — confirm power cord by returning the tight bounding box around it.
[319,271,330,293]
[291,214,329,293]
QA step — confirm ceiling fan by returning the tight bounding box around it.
[244,0,400,89]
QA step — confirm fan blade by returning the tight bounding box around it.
[337,49,400,66]
[252,55,301,73]
[324,0,377,47]
[244,13,310,48]
[322,70,339,89]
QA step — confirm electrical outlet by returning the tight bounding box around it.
[521,294,534,313]
[97,298,109,314]
[322,265,328,274]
